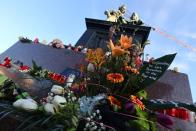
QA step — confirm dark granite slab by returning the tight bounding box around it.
[146,70,193,104]
[0,42,85,74]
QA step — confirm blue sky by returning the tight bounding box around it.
[0,0,196,101]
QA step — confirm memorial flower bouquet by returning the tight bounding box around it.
[0,30,196,131]
[69,28,196,130]
[68,33,176,130]
[1,21,196,131]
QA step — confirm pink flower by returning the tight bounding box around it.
[34,38,39,44]
[135,56,142,68]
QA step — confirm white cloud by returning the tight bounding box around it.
[178,32,196,39]
[185,52,196,62]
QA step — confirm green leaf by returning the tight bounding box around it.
[0,110,9,115]
[135,106,147,118]
[20,117,45,131]
[15,115,38,131]
[16,92,29,99]
[135,53,176,92]
[0,75,8,86]
[136,120,149,130]
[71,116,78,127]
[127,120,149,131]
[67,128,76,131]
[0,92,5,97]
[136,90,147,99]
[134,106,150,130]
[0,110,15,120]
[40,115,53,125]
[149,122,156,131]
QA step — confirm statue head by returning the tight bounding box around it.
[131,12,139,21]
[119,5,126,14]
[50,39,65,48]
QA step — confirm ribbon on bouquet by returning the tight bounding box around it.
[157,108,195,122]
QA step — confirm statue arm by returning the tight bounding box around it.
[104,10,110,17]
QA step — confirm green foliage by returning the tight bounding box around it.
[0,77,31,101]
[15,92,30,99]
[136,90,147,99]
[29,60,49,79]
[19,36,33,43]
[126,106,157,131]
[135,106,150,130]
[48,103,79,130]
[0,100,79,131]
[0,74,8,86]
[0,79,16,100]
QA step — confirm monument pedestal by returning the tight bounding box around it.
[76,18,151,50]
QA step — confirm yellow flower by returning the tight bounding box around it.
[119,34,133,49]
[130,95,145,110]
[86,48,105,67]
[86,49,93,62]
[107,73,124,83]
[108,39,129,57]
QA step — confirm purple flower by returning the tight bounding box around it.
[157,113,173,129]
[125,102,135,113]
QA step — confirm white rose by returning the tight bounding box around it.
[13,98,38,111]
[44,103,58,114]
[87,63,95,72]
[51,85,64,95]
[52,95,67,108]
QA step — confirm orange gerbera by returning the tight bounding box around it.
[107,73,124,83]
[130,95,145,110]
[108,95,121,109]
[119,34,133,49]
[108,39,129,57]
[86,48,105,67]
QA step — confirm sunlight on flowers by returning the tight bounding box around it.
[119,34,133,49]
